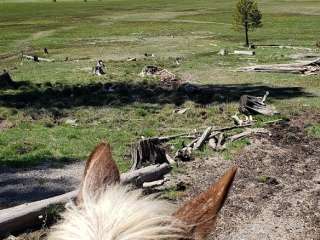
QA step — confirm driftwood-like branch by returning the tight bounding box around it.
[121,163,171,187]
[143,179,167,188]
[227,128,269,143]
[193,127,212,150]
[234,50,255,56]
[22,54,54,62]
[0,164,172,237]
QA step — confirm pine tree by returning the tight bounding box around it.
[233,0,262,47]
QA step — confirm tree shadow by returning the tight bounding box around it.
[0,159,83,209]
[0,81,314,109]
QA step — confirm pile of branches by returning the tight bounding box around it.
[239,58,320,75]
[140,65,182,87]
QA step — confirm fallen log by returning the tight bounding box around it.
[22,54,54,62]
[0,190,77,238]
[193,126,212,150]
[226,128,270,143]
[0,163,172,237]
[234,50,255,56]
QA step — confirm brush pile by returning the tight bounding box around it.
[240,58,320,75]
[140,65,181,87]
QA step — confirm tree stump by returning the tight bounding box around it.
[131,138,168,170]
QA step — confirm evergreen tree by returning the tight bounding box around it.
[233,0,262,46]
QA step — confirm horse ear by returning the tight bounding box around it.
[76,142,120,205]
[174,166,237,240]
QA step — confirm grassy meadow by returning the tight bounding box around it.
[0,0,319,169]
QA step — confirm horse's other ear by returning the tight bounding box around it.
[76,142,120,205]
[174,166,237,240]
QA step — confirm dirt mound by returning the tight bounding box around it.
[175,114,320,239]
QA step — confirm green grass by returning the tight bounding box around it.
[307,124,320,138]
[0,0,319,168]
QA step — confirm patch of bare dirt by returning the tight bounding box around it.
[173,113,320,239]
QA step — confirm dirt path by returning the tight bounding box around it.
[174,114,320,240]
[0,161,83,210]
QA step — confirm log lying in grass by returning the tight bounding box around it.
[22,54,54,62]
[239,58,320,75]
[0,163,172,238]
[226,128,270,143]
[234,50,255,56]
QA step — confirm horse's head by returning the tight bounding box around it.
[49,142,237,240]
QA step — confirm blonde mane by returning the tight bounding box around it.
[48,185,185,240]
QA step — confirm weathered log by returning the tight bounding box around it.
[193,127,212,150]
[234,50,255,56]
[0,164,172,237]
[227,128,269,143]
[216,132,225,151]
[0,190,77,238]
[142,179,167,188]
[22,54,54,62]
[121,163,172,187]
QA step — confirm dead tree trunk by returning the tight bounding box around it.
[131,138,168,170]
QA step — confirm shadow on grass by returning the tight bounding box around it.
[0,81,314,109]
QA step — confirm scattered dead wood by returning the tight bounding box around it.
[226,128,270,143]
[193,127,212,150]
[234,50,255,56]
[174,107,189,114]
[140,65,181,87]
[142,178,168,188]
[175,137,199,161]
[127,57,137,62]
[131,133,197,169]
[239,58,320,75]
[121,163,172,187]
[239,91,278,116]
[22,54,54,62]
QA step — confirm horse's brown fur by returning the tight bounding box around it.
[174,167,237,239]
